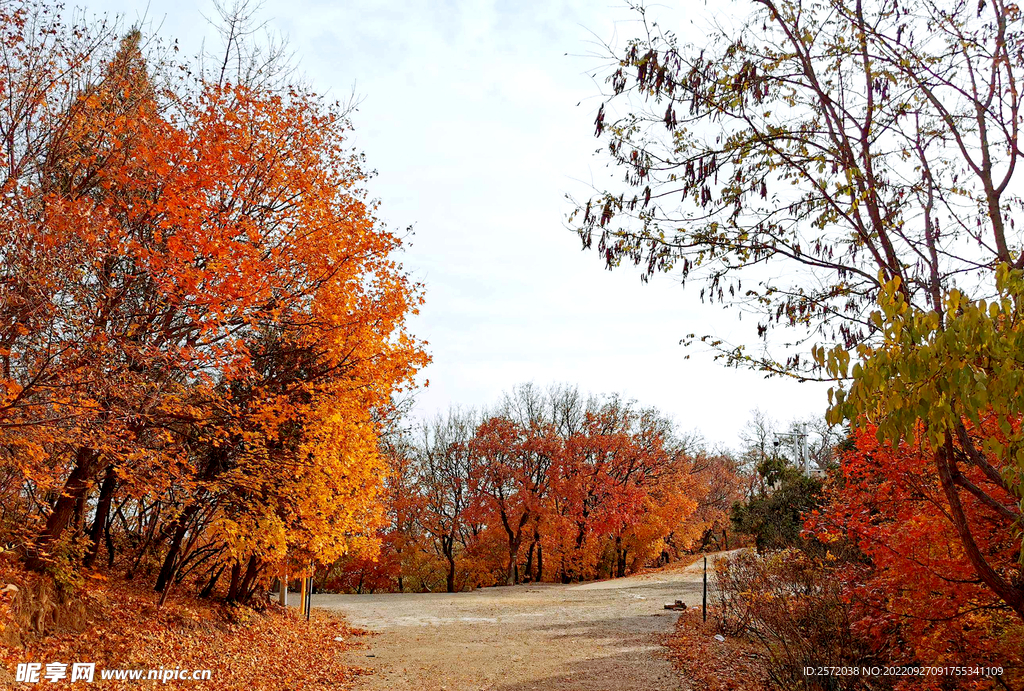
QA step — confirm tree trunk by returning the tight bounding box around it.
[935,435,1024,621]
[226,560,243,602]
[28,447,97,569]
[443,534,457,593]
[84,465,117,568]
[73,490,87,534]
[445,544,457,593]
[104,518,116,567]
[200,565,225,598]
[536,543,543,582]
[155,503,200,593]
[235,555,261,604]
[505,550,517,586]
[499,510,530,586]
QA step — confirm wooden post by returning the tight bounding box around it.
[278,573,288,606]
[702,556,708,622]
[306,572,312,620]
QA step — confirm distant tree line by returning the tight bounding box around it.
[321,384,744,593]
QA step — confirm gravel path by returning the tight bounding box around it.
[310,551,737,691]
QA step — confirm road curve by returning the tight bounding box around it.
[311,551,737,691]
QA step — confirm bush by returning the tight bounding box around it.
[714,549,888,691]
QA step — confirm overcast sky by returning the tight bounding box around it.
[89,0,830,449]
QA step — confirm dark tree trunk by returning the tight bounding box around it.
[226,560,243,602]
[446,555,456,593]
[155,503,200,593]
[501,510,530,586]
[73,490,87,534]
[935,435,1024,621]
[200,565,225,598]
[84,465,117,568]
[442,533,457,593]
[524,541,536,582]
[28,447,97,569]
[446,541,456,593]
[235,555,261,604]
[105,518,116,567]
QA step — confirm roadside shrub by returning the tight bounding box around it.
[714,549,888,691]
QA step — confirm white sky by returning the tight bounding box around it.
[88,0,830,450]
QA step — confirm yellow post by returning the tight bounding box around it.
[299,576,307,614]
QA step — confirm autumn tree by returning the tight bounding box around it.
[0,0,427,604]
[550,397,676,580]
[468,416,559,585]
[417,409,477,593]
[381,434,426,593]
[576,0,1024,622]
[825,273,1024,620]
[575,0,1024,366]
[680,450,743,553]
[808,426,1023,688]
[501,383,583,582]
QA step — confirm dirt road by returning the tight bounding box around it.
[311,552,734,691]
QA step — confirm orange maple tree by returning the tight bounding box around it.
[0,0,426,607]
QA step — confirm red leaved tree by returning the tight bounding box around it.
[808,424,1023,688]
